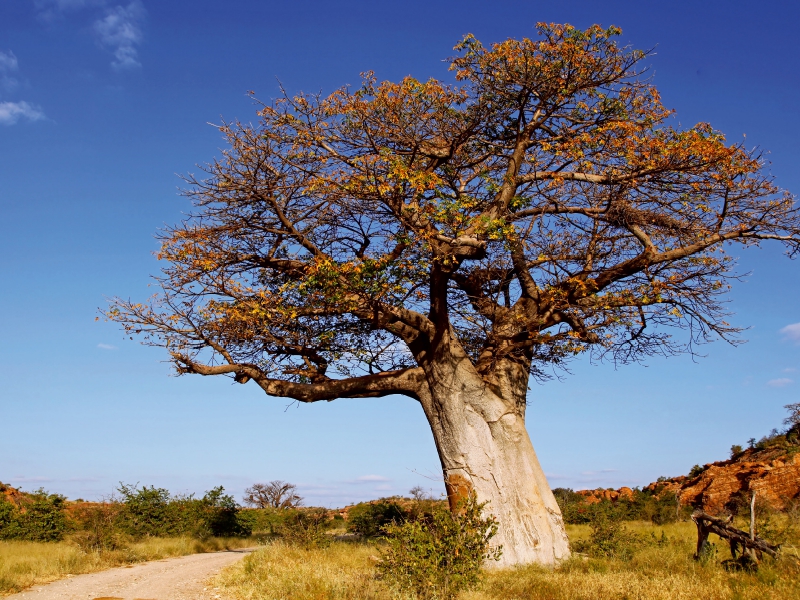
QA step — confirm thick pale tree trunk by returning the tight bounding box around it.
[416,334,570,567]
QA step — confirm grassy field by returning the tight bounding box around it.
[214,521,800,600]
[0,536,255,596]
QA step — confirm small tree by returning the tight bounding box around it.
[243,481,303,509]
[108,23,800,565]
[785,403,800,429]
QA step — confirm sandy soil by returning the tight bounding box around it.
[7,549,254,600]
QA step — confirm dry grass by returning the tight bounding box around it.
[0,536,255,596]
[215,540,391,600]
[214,522,800,600]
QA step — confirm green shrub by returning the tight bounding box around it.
[348,498,407,537]
[378,493,501,600]
[645,491,680,525]
[278,509,331,549]
[9,491,68,542]
[115,483,248,539]
[688,464,704,478]
[0,496,16,537]
[573,517,641,560]
[236,507,286,534]
[70,502,126,552]
[197,487,250,538]
[116,484,177,537]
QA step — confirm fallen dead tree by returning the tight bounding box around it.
[691,509,780,561]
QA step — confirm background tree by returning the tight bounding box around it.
[243,481,303,509]
[784,403,800,429]
[108,24,800,565]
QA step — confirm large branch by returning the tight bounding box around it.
[515,168,659,186]
[173,353,426,402]
[593,229,799,292]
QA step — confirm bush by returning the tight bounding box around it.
[114,483,249,539]
[378,493,501,600]
[688,464,704,478]
[278,509,331,549]
[348,499,407,537]
[644,491,680,526]
[196,487,250,538]
[573,517,641,560]
[70,502,126,551]
[0,490,68,542]
[236,507,286,535]
[115,484,178,537]
[0,496,16,536]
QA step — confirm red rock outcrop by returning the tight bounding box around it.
[0,481,26,506]
[582,445,800,514]
[671,449,800,513]
[576,486,636,504]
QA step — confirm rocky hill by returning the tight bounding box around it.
[578,436,800,514]
[647,444,800,513]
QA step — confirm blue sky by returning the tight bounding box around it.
[1,0,798,506]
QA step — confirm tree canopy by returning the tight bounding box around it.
[109,22,799,403]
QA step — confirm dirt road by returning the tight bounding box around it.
[7,549,254,600]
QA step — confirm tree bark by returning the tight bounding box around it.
[415,336,571,567]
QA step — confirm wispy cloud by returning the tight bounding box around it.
[767,378,794,388]
[0,50,19,92]
[93,2,146,70]
[345,475,390,484]
[36,1,147,71]
[780,323,800,343]
[97,343,117,350]
[10,475,54,484]
[34,0,106,22]
[0,50,46,123]
[0,50,18,72]
[580,469,618,475]
[784,368,797,373]
[0,101,46,125]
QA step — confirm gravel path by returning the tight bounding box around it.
[7,549,254,600]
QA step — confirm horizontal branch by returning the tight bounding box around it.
[173,353,426,402]
[515,169,660,186]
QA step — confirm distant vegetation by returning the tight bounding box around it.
[552,487,689,527]
[0,483,252,547]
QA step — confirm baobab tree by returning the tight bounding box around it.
[243,481,303,509]
[108,24,800,566]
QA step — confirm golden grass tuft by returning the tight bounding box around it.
[215,540,391,600]
[0,536,255,596]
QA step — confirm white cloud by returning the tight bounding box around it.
[780,323,800,343]
[785,368,797,373]
[0,101,45,125]
[767,378,794,388]
[97,343,117,350]
[0,50,18,73]
[93,2,146,70]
